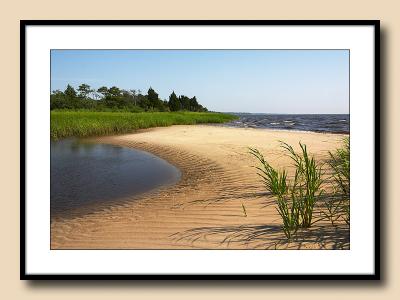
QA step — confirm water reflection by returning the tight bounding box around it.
[51,138,181,218]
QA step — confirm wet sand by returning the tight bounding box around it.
[51,125,349,249]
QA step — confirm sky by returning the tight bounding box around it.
[51,50,349,114]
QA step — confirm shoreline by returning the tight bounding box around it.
[207,123,350,135]
[51,125,349,249]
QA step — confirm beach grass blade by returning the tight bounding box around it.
[249,147,287,197]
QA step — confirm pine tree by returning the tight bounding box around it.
[168,91,180,111]
[64,84,77,99]
[147,87,159,109]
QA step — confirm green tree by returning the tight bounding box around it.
[137,94,150,109]
[130,89,138,106]
[64,84,77,99]
[77,84,92,99]
[63,85,81,109]
[179,95,191,111]
[189,96,199,111]
[168,91,180,111]
[50,90,67,109]
[147,87,160,109]
[97,86,109,97]
[108,86,121,97]
[52,83,208,112]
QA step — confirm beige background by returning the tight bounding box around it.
[0,0,397,299]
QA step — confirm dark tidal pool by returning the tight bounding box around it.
[50,138,181,217]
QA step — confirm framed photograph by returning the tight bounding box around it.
[21,20,380,279]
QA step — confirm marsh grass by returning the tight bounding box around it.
[250,142,325,240]
[328,137,350,196]
[323,137,350,225]
[281,142,324,228]
[275,190,300,240]
[250,138,350,241]
[249,148,288,197]
[51,111,238,139]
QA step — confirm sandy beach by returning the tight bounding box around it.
[51,125,349,249]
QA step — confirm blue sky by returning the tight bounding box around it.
[51,50,349,114]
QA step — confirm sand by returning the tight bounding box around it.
[51,125,349,250]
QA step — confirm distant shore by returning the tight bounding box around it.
[51,125,349,249]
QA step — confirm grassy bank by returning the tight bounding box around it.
[51,111,238,139]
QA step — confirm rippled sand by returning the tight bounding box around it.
[51,125,349,249]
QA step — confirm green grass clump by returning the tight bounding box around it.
[249,148,288,197]
[51,111,238,139]
[323,137,350,225]
[328,137,350,197]
[275,189,301,240]
[250,142,324,240]
[281,142,323,228]
[250,138,351,241]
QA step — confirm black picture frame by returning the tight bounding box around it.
[20,19,380,280]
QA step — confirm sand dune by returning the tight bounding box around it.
[51,125,349,249]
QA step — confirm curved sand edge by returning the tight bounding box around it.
[51,125,349,249]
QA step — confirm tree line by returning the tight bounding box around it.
[50,84,208,112]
